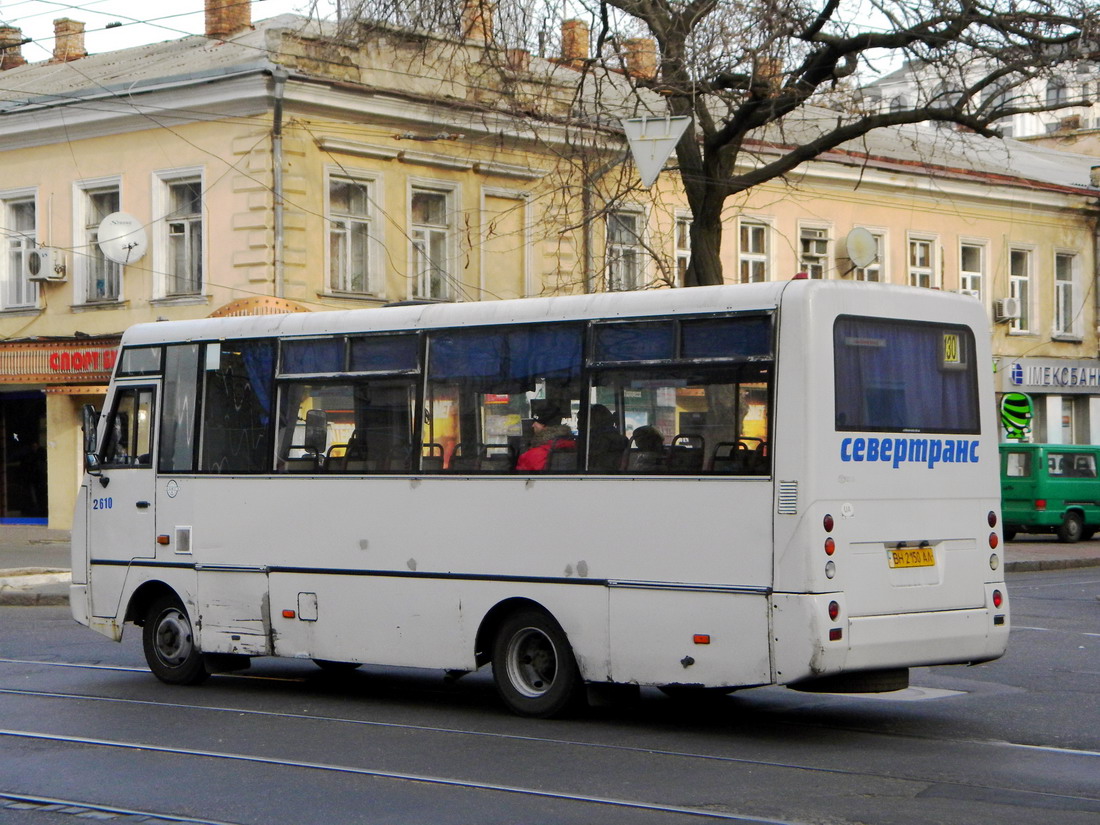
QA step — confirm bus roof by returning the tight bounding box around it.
[118,280,979,347]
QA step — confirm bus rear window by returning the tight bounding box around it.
[833,317,979,434]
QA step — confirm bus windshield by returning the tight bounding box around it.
[833,316,979,434]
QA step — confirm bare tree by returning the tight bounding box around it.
[335,0,1100,286]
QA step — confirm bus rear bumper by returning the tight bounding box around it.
[844,604,1009,672]
[772,587,1009,685]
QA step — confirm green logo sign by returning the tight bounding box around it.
[1000,392,1032,440]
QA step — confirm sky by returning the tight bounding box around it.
[0,0,338,59]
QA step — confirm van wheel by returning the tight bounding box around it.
[142,594,208,685]
[1003,528,1017,542]
[1057,512,1084,543]
[492,609,582,718]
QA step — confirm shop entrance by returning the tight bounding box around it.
[1,391,47,524]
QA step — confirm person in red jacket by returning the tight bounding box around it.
[516,405,575,471]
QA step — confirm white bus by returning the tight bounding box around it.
[72,280,1009,716]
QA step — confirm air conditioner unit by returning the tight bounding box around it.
[25,248,66,282]
[994,296,1021,322]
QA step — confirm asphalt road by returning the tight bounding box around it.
[0,566,1097,825]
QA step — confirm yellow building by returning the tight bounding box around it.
[0,3,1096,527]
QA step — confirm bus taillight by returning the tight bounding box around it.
[828,601,840,621]
[992,590,1003,608]
[824,537,835,556]
[989,532,999,549]
[987,511,997,528]
[1035,499,1047,511]
[823,514,834,532]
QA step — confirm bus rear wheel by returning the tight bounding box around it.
[1058,512,1084,543]
[492,609,582,718]
[142,594,208,685]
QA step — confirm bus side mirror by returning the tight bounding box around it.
[82,404,99,453]
[304,409,328,456]
[82,404,102,476]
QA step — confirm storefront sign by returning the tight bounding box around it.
[48,348,117,374]
[1001,357,1100,395]
[0,338,120,384]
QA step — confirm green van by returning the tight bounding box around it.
[1000,443,1100,542]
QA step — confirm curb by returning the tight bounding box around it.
[0,591,69,606]
[1005,558,1100,572]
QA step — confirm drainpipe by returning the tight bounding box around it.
[272,68,288,299]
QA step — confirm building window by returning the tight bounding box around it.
[1045,77,1067,107]
[329,175,378,295]
[853,230,884,282]
[908,236,936,288]
[411,186,453,300]
[81,185,121,303]
[739,220,768,283]
[3,196,37,309]
[1009,247,1032,332]
[607,210,644,291]
[959,242,985,298]
[1055,251,1079,337]
[675,215,691,286]
[164,180,202,297]
[799,226,829,279]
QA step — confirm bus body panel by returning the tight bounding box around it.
[608,589,771,686]
[1000,443,1100,535]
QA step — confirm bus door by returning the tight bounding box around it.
[87,382,158,617]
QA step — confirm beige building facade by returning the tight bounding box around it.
[0,4,1096,527]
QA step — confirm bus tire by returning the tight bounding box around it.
[142,594,208,686]
[1057,512,1084,543]
[492,609,582,718]
[1002,528,1017,542]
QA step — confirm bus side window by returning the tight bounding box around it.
[102,387,155,468]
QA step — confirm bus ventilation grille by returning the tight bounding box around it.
[777,481,798,514]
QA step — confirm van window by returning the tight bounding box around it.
[1048,452,1096,478]
[1004,451,1031,477]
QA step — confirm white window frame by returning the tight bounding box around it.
[1053,249,1081,339]
[327,167,382,298]
[152,168,205,301]
[1,188,38,310]
[907,233,938,289]
[958,239,987,300]
[738,218,769,283]
[853,227,886,283]
[1008,244,1035,334]
[408,179,458,301]
[674,213,692,287]
[606,207,647,291]
[798,223,831,279]
[74,176,123,305]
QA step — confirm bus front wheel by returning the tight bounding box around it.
[1058,512,1084,544]
[142,594,209,685]
[492,609,582,718]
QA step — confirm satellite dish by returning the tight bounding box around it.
[97,212,148,265]
[845,227,877,269]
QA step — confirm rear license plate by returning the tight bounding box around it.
[888,547,935,568]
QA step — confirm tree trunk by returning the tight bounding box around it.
[683,194,726,287]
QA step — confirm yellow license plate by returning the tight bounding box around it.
[888,547,935,568]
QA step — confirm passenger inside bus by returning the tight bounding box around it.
[624,425,665,472]
[587,404,628,472]
[516,404,576,472]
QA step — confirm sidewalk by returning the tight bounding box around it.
[2,525,1099,607]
